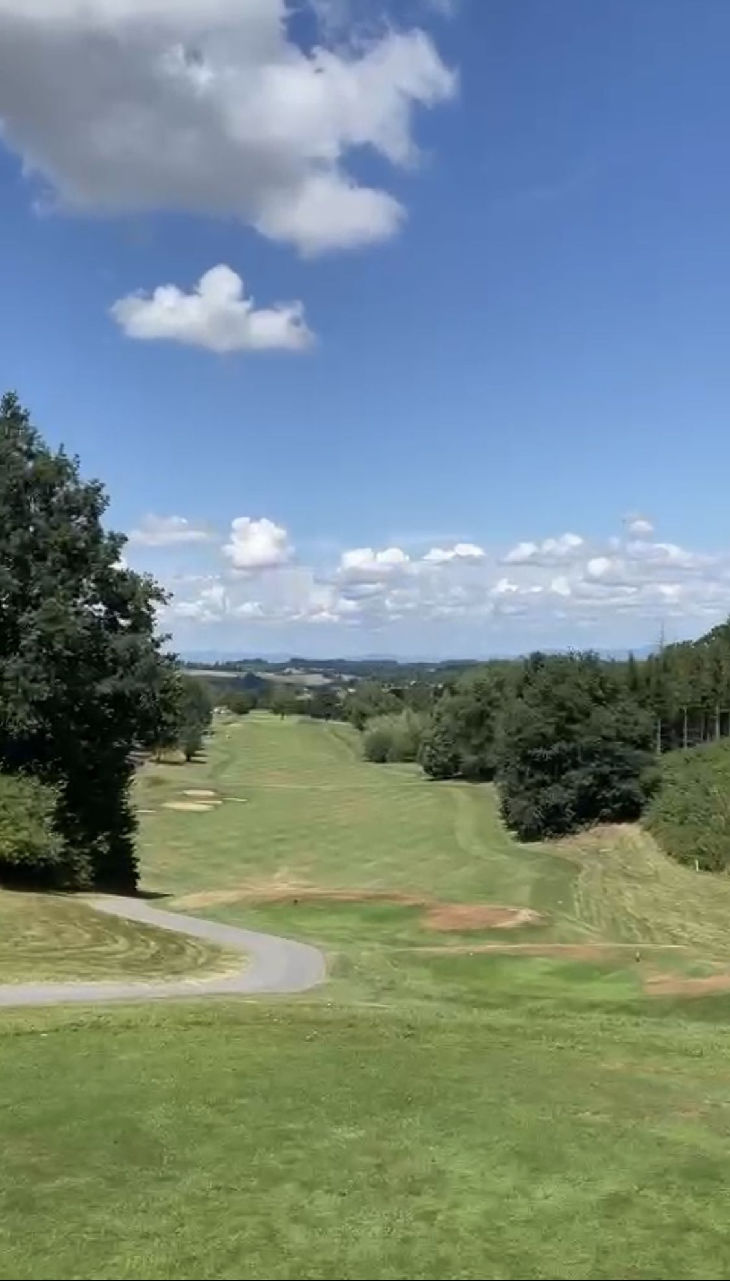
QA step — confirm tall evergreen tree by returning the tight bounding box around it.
[0,392,175,890]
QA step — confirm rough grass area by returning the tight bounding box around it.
[0,891,236,983]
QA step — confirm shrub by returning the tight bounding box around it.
[363,710,426,763]
[645,741,730,871]
[0,773,64,887]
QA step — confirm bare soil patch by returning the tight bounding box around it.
[184,790,218,799]
[423,904,541,932]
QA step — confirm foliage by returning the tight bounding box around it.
[498,652,657,840]
[269,685,302,718]
[419,668,509,780]
[645,741,730,871]
[342,681,402,730]
[362,709,427,762]
[0,392,173,890]
[0,774,62,886]
[176,674,213,761]
[308,685,341,721]
[220,689,257,716]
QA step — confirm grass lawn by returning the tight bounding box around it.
[5,711,730,1279]
[0,890,235,983]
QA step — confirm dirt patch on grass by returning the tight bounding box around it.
[162,802,215,813]
[170,882,542,932]
[423,904,541,932]
[184,790,218,799]
[644,971,730,997]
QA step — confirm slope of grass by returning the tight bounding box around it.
[0,892,236,984]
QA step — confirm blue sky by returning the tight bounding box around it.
[2,0,730,657]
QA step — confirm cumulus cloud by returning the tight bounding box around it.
[154,516,730,644]
[503,532,584,565]
[111,265,313,353]
[625,515,654,539]
[223,516,293,572]
[0,0,456,255]
[424,541,485,563]
[127,514,212,546]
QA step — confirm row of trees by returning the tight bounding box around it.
[353,634,730,844]
[0,393,184,891]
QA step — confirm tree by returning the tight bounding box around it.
[498,652,657,841]
[270,685,300,718]
[419,667,510,780]
[176,674,213,761]
[308,685,341,721]
[0,392,174,890]
[342,681,401,730]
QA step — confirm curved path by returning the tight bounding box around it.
[0,896,327,1009]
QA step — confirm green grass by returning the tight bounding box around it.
[6,712,730,1278]
[0,890,236,983]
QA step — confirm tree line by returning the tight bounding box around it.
[346,631,730,844]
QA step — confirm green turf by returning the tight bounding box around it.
[0,890,236,983]
[6,712,730,1279]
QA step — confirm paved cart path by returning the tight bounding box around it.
[0,896,326,1008]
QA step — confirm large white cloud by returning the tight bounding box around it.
[0,0,455,254]
[111,265,313,353]
[223,516,293,572]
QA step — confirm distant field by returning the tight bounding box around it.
[5,713,730,1279]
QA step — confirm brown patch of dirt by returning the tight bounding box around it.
[162,801,215,813]
[169,882,543,932]
[184,789,218,799]
[423,904,541,932]
[644,971,730,998]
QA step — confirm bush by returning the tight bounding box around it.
[645,741,730,871]
[0,774,64,887]
[363,710,426,763]
[418,720,462,779]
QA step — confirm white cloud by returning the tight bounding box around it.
[151,515,730,644]
[111,265,313,354]
[0,1,455,255]
[424,541,485,563]
[223,516,293,572]
[127,514,212,547]
[504,532,584,565]
[625,515,654,538]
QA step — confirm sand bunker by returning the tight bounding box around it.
[184,790,218,799]
[162,802,215,813]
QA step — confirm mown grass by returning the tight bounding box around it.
[4,995,730,1280]
[5,713,730,1279]
[0,890,235,983]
